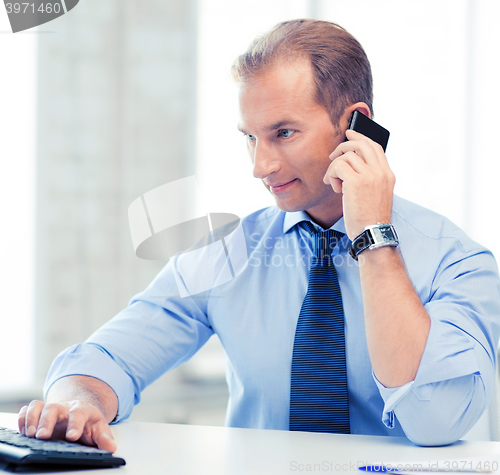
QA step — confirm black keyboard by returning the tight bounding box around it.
[0,426,125,471]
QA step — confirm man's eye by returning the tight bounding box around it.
[243,133,255,142]
[278,129,294,138]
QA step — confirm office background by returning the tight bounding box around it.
[1,0,499,429]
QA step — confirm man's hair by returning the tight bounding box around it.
[231,19,374,129]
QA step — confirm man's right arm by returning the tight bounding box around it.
[17,253,214,452]
[18,375,118,452]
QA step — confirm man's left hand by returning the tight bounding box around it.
[323,128,396,240]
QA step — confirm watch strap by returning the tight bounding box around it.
[348,232,372,259]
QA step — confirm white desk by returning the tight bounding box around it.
[2,412,500,474]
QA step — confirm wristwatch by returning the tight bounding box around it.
[348,223,399,260]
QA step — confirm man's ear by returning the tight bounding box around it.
[348,102,371,119]
[339,102,371,132]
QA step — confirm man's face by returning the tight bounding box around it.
[238,58,349,227]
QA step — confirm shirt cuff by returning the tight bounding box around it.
[43,343,137,423]
[372,371,414,428]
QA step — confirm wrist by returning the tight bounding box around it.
[349,223,399,260]
[357,244,399,266]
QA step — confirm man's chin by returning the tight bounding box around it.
[272,198,306,213]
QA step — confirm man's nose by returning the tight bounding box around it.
[251,140,280,179]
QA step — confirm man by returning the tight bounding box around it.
[19,19,500,450]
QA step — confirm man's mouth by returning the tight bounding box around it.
[267,179,298,194]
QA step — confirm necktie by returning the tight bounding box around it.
[289,221,350,434]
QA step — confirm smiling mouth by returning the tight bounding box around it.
[268,179,297,194]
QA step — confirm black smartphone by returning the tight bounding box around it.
[345,110,390,152]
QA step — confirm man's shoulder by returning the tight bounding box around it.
[392,195,483,254]
[209,206,283,244]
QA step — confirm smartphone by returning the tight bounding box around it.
[345,110,390,152]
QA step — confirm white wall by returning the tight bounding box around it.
[0,7,36,391]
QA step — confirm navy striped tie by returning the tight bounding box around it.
[289,221,350,434]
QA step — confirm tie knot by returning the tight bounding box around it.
[300,221,344,258]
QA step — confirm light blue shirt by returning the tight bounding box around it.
[45,195,500,446]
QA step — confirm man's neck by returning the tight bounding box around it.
[304,209,343,230]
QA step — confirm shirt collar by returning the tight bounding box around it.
[283,211,347,235]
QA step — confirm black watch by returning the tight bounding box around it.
[348,223,399,260]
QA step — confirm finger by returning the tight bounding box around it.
[323,157,356,192]
[64,402,116,452]
[339,131,395,186]
[93,423,117,453]
[346,129,388,167]
[330,131,371,161]
[345,128,381,146]
[323,159,358,190]
[323,162,340,187]
[328,176,343,194]
[336,159,359,183]
[330,130,384,167]
[18,405,28,435]
[65,402,91,442]
[334,151,370,175]
[24,400,45,437]
[330,138,380,167]
[36,403,68,439]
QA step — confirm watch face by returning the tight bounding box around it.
[370,224,398,245]
[380,226,395,241]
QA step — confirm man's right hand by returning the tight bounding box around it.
[18,400,117,452]
[17,375,119,453]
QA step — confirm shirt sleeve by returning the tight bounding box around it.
[43,256,214,423]
[373,248,500,446]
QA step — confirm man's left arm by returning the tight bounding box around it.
[359,246,430,388]
[325,128,430,387]
[324,129,500,445]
